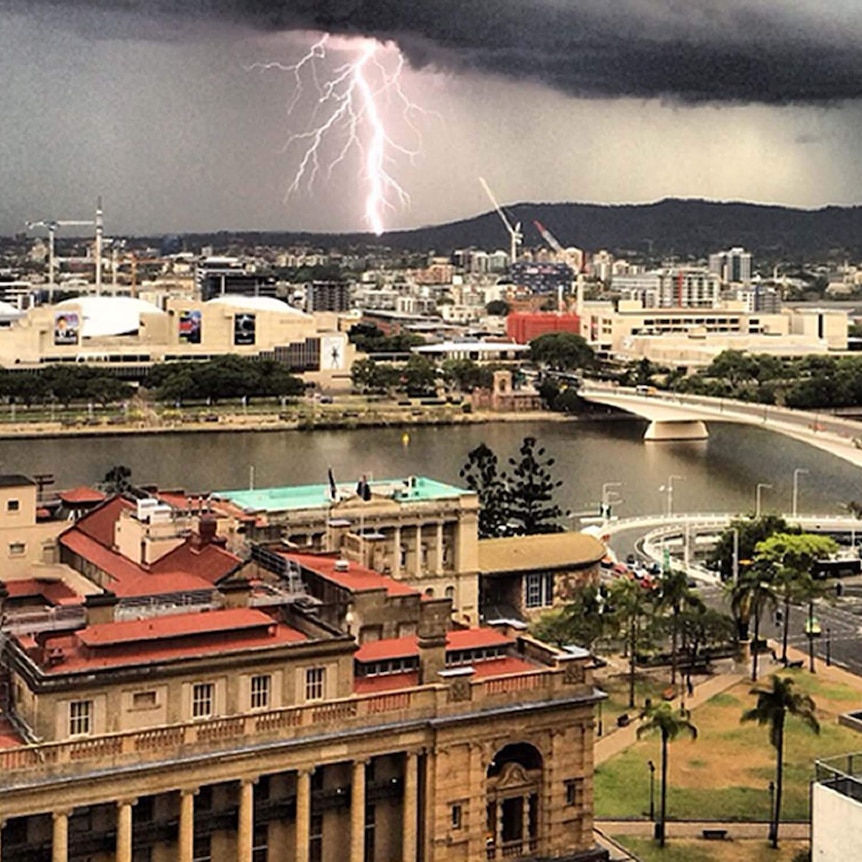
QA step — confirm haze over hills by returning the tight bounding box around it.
[35,199,862,261]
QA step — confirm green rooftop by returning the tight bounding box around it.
[213,476,470,513]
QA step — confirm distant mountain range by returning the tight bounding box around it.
[180,198,862,262]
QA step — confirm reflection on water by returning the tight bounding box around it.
[2,418,860,518]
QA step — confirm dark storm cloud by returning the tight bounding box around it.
[6,0,862,104]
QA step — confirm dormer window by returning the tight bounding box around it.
[6,499,19,512]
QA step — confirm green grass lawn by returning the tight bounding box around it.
[595,668,862,823]
[613,836,808,862]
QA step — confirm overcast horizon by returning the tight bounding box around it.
[4,2,862,239]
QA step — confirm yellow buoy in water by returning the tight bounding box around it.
[401,432,410,447]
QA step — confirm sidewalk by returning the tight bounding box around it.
[595,663,745,765]
[596,819,809,840]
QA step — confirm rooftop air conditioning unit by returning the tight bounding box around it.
[334,559,350,572]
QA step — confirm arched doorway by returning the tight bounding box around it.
[485,743,543,859]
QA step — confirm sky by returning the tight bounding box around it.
[3,1,862,238]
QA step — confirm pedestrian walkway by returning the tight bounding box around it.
[595,663,745,765]
[596,819,809,840]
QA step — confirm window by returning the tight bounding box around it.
[305,668,325,701]
[565,778,584,807]
[132,691,157,709]
[192,835,211,862]
[8,542,25,557]
[525,572,554,609]
[451,804,463,830]
[250,674,271,710]
[309,813,323,862]
[69,700,92,736]
[6,499,19,512]
[364,804,376,860]
[252,824,268,862]
[192,682,214,719]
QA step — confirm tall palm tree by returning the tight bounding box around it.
[726,565,777,681]
[741,675,819,848]
[656,567,704,686]
[609,577,652,709]
[637,702,698,848]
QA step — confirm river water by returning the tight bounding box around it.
[3,419,862,520]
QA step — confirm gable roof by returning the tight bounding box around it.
[478,532,605,574]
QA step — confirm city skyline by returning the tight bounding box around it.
[4,1,862,237]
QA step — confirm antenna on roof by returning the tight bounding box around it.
[249,466,255,491]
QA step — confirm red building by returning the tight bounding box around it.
[506,312,582,344]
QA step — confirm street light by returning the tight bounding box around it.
[731,528,740,585]
[792,468,809,519]
[660,474,684,517]
[768,781,776,843]
[647,761,656,821]
[600,482,622,520]
[755,483,773,518]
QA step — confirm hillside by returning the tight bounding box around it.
[174,198,862,261]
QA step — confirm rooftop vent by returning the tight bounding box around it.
[334,559,350,572]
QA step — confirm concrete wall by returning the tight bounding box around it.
[812,783,862,861]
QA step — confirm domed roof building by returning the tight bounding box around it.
[55,296,165,338]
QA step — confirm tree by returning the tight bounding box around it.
[637,702,698,848]
[708,515,792,582]
[529,332,595,372]
[459,443,510,538]
[741,676,819,848]
[654,567,704,686]
[503,436,563,534]
[530,585,609,653]
[754,533,838,664]
[608,577,653,709]
[727,563,778,681]
[102,465,132,495]
[402,355,438,395]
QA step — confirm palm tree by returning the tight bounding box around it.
[655,566,704,686]
[609,577,653,709]
[741,675,819,848]
[727,565,777,681]
[637,702,698,848]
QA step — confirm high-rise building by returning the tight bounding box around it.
[708,248,752,286]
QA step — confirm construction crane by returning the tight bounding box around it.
[26,198,104,301]
[478,177,522,266]
[533,219,566,257]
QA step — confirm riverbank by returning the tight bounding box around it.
[0,406,588,441]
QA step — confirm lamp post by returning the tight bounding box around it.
[768,781,776,842]
[792,468,808,519]
[827,627,832,667]
[662,474,684,518]
[601,482,622,520]
[647,761,656,821]
[731,528,740,585]
[755,483,772,518]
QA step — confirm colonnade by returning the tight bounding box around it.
[20,752,422,862]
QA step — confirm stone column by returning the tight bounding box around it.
[495,800,504,852]
[393,526,402,578]
[295,769,312,862]
[414,525,423,576]
[52,810,70,862]
[402,752,418,862]
[237,779,255,862]
[350,760,367,861]
[116,801,134,862]
[178,789,195,862]
[435,522,444,574]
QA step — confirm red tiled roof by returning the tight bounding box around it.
[355,627,514,663]
[70,496,134,547]
[60,530,145,585]
[151,542,240,582]
[78,608,279,647]
[470,656,538,677]
[5,578,81,606]
[59,487,107,505]
[285,552,417,598]
[0,716,23,749]
[29,609,309,674]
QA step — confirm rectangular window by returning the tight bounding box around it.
[250,674,271,710]
[252,824,268,862]
[305,668,325,702]
[451,804,463,830]
[192,682,214,719]
[309,813,323,862]
[192,835,211,862]
[132,691,157,709]
[565,778,584,807]
[525,572,554,609]
[69,700,92,736]
[6,499,19,512]
[8,542,25,557]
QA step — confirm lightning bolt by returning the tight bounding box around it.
[250,34,426,236]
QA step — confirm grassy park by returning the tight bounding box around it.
[594,663,862,859]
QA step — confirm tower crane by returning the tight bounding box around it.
[533,219,566,257]
[26,199,104,300]
[478,177,522,267]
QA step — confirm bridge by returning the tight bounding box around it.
[579,383,862,467]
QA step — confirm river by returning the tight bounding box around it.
[4,418,862,520]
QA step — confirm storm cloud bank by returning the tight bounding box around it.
[6,0,862,105]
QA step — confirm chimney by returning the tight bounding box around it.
[198,514,218,546]
[416,598,449,684]
[219,578,252,609]
[84,591,118,626]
